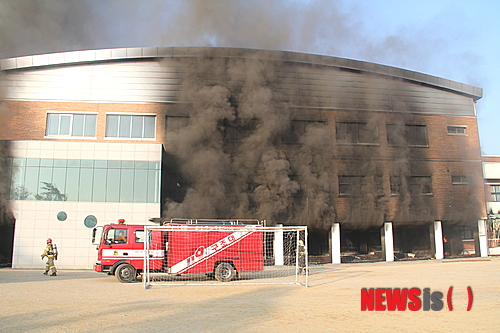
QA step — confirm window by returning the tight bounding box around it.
[461,226,474,240]
[106,114,156,139]
[452,175,468,184]
[447,125,467,135]
[57,211,67,221]
[165,115,190,134]
[106,228,128,244]
[9,158,160,203]
[336,122,378,144]
[84,215,98,228]
[491,185,500,202]
[390,176,400,195]
[339,175,383,196]
[387,124,428,146]
[46,113,97,138]
[409,176,432,195]
[339,176,364,196]
[283,120,327,144]
[406,125,428,146]
[135,230,145,243]
[223,118,258,142]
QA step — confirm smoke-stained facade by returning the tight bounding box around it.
[1,47,486,268]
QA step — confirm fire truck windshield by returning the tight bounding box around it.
[106,229,128,244]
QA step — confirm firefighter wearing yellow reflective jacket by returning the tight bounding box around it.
[41,238,57,276]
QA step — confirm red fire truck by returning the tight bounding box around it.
[92,218,265,283]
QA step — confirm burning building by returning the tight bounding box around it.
[0,47,487,268]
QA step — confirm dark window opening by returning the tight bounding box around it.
[452,175,468,184]
[387,124,428,147]
[339,175,364,196]
[409,176,432,195]
[224,119,259,142]
[339,175,383,197]
[165,115,190,135]
[447,126,467,135]
[336,122,378,145]
[390,176,400,195]
[283,120,327,144]
[461,226,474,240]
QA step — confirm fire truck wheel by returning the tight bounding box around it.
[115,263,136,283]
[214,262,236,282]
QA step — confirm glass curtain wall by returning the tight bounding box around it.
[8,158,160,203]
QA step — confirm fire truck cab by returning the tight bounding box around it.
[92,218,264,283]
[92,220,148,282]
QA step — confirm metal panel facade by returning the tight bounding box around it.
[1,47,479,119]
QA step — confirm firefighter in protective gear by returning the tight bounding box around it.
[41,238,57,276]
[298,239,306,275]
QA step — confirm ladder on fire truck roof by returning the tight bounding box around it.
[148,218,265,226]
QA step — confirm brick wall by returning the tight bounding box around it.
[318,110,486,225]
[5,100,487,226]
[6,101,168,143]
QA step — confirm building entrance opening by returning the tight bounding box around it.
[443,224,477,258]
[0,216,15,267]
[308,229,330,264]
[340,229,383,263]
[393,225,432,260]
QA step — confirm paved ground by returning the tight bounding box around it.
[1,258,500,332]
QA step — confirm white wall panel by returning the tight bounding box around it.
[2,48,478,116]
[4,59,181,104]
[484,162,500,179]
[11,200,160,269]
[10,140,162,269]
[11,141,162,161]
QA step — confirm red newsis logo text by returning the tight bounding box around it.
[360,287,473,311]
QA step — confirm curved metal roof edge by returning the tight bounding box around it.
[0,46,482,100]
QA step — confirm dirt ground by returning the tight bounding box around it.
[1,258,500,332]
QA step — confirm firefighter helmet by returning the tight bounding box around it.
[47,238,52,243]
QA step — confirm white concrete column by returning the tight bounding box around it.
[434,221,444,260]
[478,219,489,258]
[331,223,341,264]
[274,224,284,265]
[384,222,394,262]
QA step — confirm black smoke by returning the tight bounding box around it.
[161,53,483,231]
[163,54,304,225]
[0,1,484,231]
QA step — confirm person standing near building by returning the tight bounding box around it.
[41,238,57,276]
[298,239,306,274]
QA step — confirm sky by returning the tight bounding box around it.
[0,0,498,155]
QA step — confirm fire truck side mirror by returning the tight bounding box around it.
[92,226,103,246]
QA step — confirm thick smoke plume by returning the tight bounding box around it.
[163,54,304,225]
[0,1,484,232]
[159,53,363,228]
[162,55,483,231]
